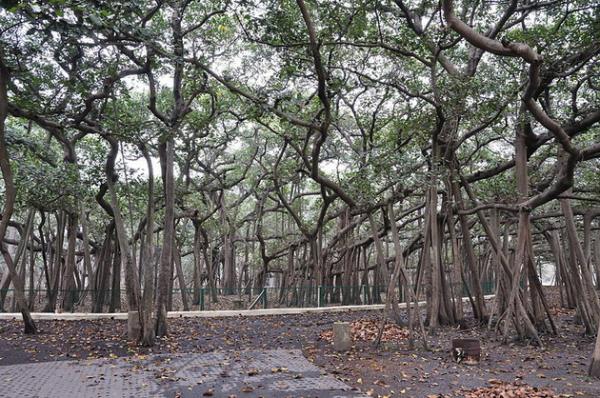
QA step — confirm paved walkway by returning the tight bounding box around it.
[0,304,384,320]
[0,349,364,397]
[0,295,493,321]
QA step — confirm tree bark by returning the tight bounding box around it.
[140,144,156,346]
[0,55,36,333]
[156,138,175,336]
[590,317,600,377]
[60,212,78,312]
[106,145,140,312]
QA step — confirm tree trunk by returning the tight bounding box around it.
[109,247,121,313]
[589,318,600,377]
[107,171,140,312]
[93,225,114,313]
[44,212,64,312]
[561,196,600,332]
[594,231,600,289]
[426,187,442,330]
[156,138,175,336]
[140,144,156,346]
[60,212,78,312]
[174,244,189,311]
[80,207,93,294]
[0,56,36,333]
[450,169,486,321]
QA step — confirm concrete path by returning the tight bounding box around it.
[0,295,493,321]
[0,304,384,321]
[0,349,365,397]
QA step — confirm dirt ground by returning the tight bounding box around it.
[1,304,599,397]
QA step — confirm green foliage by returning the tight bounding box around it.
[1,0,599,279]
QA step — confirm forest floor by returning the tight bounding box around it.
[1,298,599,397]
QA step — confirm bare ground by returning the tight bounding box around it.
[0,301,598,397]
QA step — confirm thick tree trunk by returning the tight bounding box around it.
[156,138,175,336]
